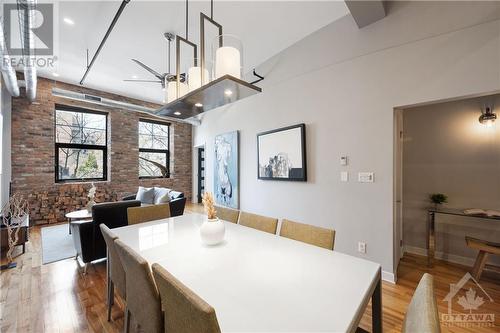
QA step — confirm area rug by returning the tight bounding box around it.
[41,224,76,264]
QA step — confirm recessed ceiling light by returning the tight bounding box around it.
[52,72,60,77]
[195,103,203,107]
[174,111,182,116]
[63,17,75,25]
[224,89,233,96]
[132,75,138,79]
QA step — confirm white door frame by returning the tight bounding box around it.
[393,108,404,280]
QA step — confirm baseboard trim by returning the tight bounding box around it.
[403,245,476,266]
[382,270,396,284]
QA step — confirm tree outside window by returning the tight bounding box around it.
[55,106,107,182]
[138,119,170,178]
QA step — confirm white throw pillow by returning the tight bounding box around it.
[154,187,171,204]
[136,186,155,204]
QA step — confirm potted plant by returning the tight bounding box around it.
[429,193,448,209]
[200,192,225,245]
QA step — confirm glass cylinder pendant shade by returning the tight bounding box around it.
[166,81,188,103]
[213,35,243,79]
[188,65,210,92]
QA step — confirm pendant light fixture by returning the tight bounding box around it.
[156,0,262,120]
[479,105,497,127]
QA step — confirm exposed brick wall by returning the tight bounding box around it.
[11,77,192,225]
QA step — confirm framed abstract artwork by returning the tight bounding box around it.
[257,124,307,181]
[214,131,239,208]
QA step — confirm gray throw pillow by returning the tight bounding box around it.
[135,186,155,205]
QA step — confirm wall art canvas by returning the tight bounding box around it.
[214,131,239,208]
[257,124,307,181]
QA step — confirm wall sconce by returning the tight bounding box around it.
[479,106,497,127]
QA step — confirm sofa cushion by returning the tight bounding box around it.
[169,191,184,200]
[154,187,171,204]
[135,186,155,205]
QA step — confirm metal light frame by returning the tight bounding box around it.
[200,12,223,85]
[175,35,197,99]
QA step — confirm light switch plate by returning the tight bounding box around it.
[340,155,348,166]
[358,172,374,183]
[341,171,349,182]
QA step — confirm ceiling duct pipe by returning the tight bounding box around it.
[51,88,201,126]
[0,21,20,97]
[18,0,37,102]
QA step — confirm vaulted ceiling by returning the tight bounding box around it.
[38,1,350,104]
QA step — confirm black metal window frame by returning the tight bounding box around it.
[138,118,171,179]
[54,104,108,183]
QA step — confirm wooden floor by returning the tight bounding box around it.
[1,205,499,332]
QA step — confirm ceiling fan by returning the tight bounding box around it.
[123,32,185,89]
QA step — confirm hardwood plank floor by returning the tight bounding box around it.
[1,205,499,332]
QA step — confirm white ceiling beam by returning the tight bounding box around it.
[345,1,386,28]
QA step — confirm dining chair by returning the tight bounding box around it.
[279,219,335,250]
[127,203,170,225]
[215,205,240,223]
[152,263,221,333]
[466,236,500,280]
[238,211,278,234]
[114,239,163,333]
[357,273,440,333]
[100,224,126,322]
[402,273,441,333]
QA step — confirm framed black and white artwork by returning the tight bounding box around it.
[257,124,307,181]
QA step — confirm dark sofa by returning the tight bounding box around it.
[70,200,141,266]
[122,190,187,217]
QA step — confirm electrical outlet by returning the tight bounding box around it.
[358,242,366,254]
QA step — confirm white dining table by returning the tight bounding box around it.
[112,213,382,333]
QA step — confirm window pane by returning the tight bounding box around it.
[139,152,168,178]
[138,121,169,149]
[139,134,153,149]
[56,110,106,145]
[58,148,104,180]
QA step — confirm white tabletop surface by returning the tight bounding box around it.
[65,209,92,219]
[113,213,381,333]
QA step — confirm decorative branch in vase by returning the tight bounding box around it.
[200,192,225,245]
[1,193,29,270]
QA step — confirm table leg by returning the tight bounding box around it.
[372,277,382,333]
[68,218,72,235]
[427,211,435,267]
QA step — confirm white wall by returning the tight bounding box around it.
[1,79,12,208]
[403,94,500,266]
[193,1,500,277]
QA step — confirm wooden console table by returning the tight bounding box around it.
[427,207,500,267]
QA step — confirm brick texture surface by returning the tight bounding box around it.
[11,77,192,225]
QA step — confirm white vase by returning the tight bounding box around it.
[200,218,225,245]
[86,199,95,213]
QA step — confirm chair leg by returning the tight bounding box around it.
[107,280,114,321]
[471,250,489,280]
[124,307,130,333]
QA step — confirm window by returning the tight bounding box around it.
[55,106,107,182]
[139,119,170,178]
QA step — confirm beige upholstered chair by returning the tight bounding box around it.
[238,211,278,234]
[215,206,240,224]
[280,219,335,250]
[114,239,162,333]
[127,203,170,225]
[152,263,221,333]
[402,273,441,333]
[100,224,126,322]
